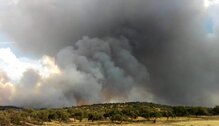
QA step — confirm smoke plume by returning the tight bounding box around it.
[0,0,219,107]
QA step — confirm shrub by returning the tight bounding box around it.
[88,112,104,121]
[0,112,10,126]
[212,106,219,115]
[56,110,70,122]
[111,113,123,123]
[10,112,25,125]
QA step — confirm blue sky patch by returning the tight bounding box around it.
[204,17,214,33]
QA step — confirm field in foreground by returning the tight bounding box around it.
[44,116,219,126]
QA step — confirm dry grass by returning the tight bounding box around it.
[42,116,219,126]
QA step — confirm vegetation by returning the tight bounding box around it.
[0,102,219,125]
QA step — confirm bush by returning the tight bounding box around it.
[162,111,174,120]
[56,110,70,122]
[71,110,84,122]
[88,112,104,121]
[212,106,219,115]
[10,112,25,125]
[121,108,138,119]
[173,106,189,116]
[0,112,10,126]
[111,113,123,123]
[195,107,209,116]
[48,110,58,121]
[38,111,49,122]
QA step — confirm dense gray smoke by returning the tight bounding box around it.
[0,0,219,107]
[6,37,150,108]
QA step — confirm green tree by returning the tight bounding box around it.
[111,113,123,123]
[212,106,219,115]
[72,110,83,122]
[56,110,70,122]
[121,108,138,120]
[150,111,162,123]
[88,112,104,122]
[195,107,209,116]
[173,106,189,116]
[162,111,174,120]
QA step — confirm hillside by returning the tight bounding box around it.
[0,106,22,111]
[0,102,219,125]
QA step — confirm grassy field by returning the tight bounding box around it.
[43,116,219,126]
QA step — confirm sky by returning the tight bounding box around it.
[1,0,219,108]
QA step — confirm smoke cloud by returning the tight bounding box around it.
[0,0,219,107]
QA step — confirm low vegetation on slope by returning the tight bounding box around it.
[0,102,219,125]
